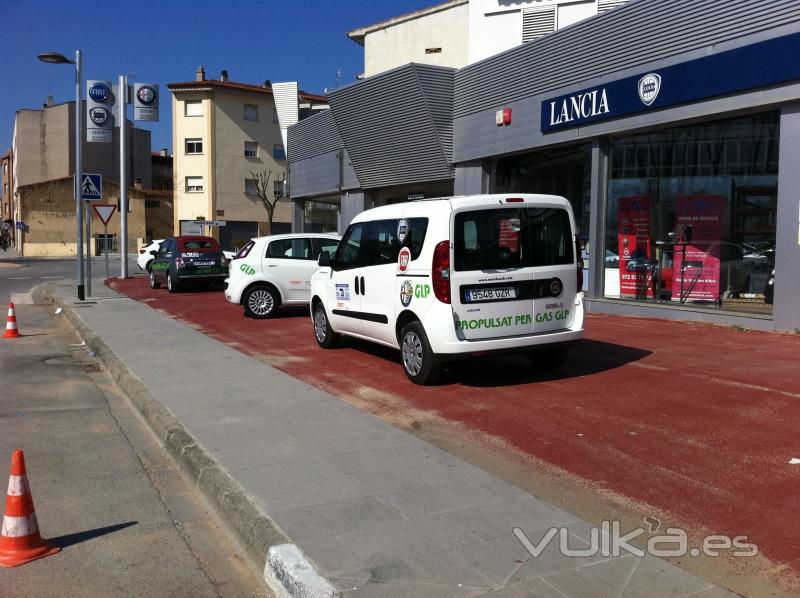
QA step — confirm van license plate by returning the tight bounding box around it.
[465,287,516,302]
[194,261,215,266]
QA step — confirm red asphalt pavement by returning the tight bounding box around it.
[109,277,800,580]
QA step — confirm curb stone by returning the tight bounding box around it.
[38,284,340,598]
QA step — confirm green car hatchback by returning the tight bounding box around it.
[148,236,229,293]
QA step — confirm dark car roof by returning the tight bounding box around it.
[173,235,216,242]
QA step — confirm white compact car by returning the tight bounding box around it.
[224,233,340,318]
[310,194,584,384]
[137,239,164,272]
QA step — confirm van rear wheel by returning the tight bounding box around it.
[527,345,570,371]
[400,321,442,385]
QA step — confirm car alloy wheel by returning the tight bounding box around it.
[149,271,160,289]
[247,288,275,318]
[314,308,328,343]
[402,330,424,377]
[400,321,442,385]
[312,304,339,348]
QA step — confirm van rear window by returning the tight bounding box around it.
[454,208,573,271]
[179,238,219,252]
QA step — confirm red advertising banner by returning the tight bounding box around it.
[617,196,653,298]
[671,194,724,303]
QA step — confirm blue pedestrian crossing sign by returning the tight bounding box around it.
[80,174,102,201]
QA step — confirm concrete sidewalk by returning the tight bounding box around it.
[41,276,736,598]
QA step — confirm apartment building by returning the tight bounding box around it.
[347,0,629,78]
[168,68,327,250]
[8,98,153,255]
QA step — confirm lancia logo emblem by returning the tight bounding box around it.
[638,73,661,106]
[89,107,109,126]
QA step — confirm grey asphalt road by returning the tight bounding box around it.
[0,305,269,597]
[0,254,141,305]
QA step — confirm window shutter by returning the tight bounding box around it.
[522,6,556,43]
[598,0,628,14]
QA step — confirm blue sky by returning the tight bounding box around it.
[0,0,436,153]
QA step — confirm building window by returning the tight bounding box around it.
[185,138,203,154]
[604,111,779,315]
[185,100,202,117]
[273,145,286,161]
[244,104,259,121]
[185,176,204,192]
[273,180,284,198]
[425,47,442,54]
[244,178,258,195]
[244,141,258,158]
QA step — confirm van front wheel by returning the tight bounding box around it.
[400,321,442,385]
[313,304,339,348]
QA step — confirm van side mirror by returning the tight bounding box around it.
[149,250,158,256]
[318,251,331,267]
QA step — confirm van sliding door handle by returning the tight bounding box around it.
[354,276,360,295]
[360,276,365,294]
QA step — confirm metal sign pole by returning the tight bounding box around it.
[120,74,129,279]
[104,223,110,279]
[75,51,85,300]
[85,200,92,296]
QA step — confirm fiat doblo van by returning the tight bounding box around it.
[310,194,584,384]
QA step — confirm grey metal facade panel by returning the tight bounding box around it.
[287,110,342,162]
[453,29,800,163]
[454,0,800,119]
[289,151,341,199]
[416,65,455,164]
[327,63,454,189]
[342,150,360,191]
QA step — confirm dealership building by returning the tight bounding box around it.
[287,0,800,332]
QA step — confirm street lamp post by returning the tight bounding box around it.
[38,50,85,301]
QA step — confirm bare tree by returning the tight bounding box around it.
[250,169,285,234]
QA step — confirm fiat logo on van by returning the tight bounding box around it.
[398,246,411,272]
[638,73,661,106]
[550,278,563,297]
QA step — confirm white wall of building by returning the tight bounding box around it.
[468,0,624,64]
[361,1,469,77]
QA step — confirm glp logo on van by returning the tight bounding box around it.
[638,73,661,106]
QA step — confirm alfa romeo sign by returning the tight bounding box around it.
[133,82,159,121]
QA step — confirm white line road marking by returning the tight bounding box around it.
[40,276,63,279]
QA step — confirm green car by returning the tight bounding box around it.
[148,236,229,293]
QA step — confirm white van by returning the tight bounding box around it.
[310,194,584,384]
[225,233,340,318]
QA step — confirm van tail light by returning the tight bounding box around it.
[575,235,583,291]
[139,249,145,254]
[175,257,185,269]
[432,240,451,304]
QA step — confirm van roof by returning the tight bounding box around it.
[351,194,572,223]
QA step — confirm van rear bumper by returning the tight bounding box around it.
[432,328,583,356]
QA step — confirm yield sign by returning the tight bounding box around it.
[92,203,117,225]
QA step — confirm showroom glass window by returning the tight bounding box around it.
[604,112,778,315]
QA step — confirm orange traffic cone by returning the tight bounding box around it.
[0,450,60,567]
[3,303,21,338]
